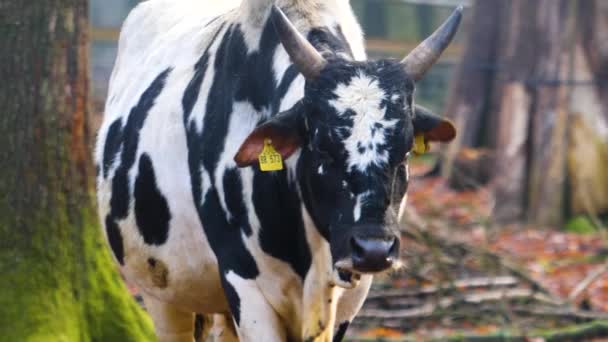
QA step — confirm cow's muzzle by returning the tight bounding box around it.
[350,235,399,273]
[334,225,401,275]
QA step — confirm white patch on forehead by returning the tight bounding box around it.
[329,73,398,172]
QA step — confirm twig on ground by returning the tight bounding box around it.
[360,288,559,319]
[568,262,608,301]
[367,276,519,300]
[511,306,608,321]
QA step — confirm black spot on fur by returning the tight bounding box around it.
[110,68,171,220]
[146,256,169,288]
[223,168,252,236]
[183,23,225,124]
[102,119,123,178]
[221,276,242,325]
[102,68,170,277]
[333,321,350,342]
[105,216,124,265]
[134,153,171,245]
[254,170,311,280]
[272,65,300,114]
[234,21,281,111]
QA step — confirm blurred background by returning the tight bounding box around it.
[90,0,467,114]
[3,0,608,341]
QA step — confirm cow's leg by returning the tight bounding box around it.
[221,271,287,341]
[333,275,373,341]
[142,294,195,342]
[194,314,213,342]
[206,313,238,342]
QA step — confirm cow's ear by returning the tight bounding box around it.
[412,105,456,142]
[234,103,305,168]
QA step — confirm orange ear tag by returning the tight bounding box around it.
[413,134,430,155]
[259,139,284,172]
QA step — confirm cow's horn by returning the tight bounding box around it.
[270,5,327,79]
[401,5,463,81]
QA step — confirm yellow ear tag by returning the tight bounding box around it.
[413,134,430,155]
[259,139,284,172]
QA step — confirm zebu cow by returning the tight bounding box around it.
[95,0,462,340]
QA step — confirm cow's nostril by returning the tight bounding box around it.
[350,236,365,259]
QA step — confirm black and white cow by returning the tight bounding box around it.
[95,0,461,340]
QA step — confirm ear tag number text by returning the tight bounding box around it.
[259,139,284,172]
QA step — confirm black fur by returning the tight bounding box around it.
[253,169,311,280]
[109,68,172,220]
[333,321,350,342]
[183,23,226,124]
[105,215,124,265]
[102,119,123,178]
[234,21,281,111]
[134,153,171,245]
[104,68,171,264]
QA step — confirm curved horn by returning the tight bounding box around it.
[402,5,464,81]
[270,5,327,79]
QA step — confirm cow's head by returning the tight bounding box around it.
[235,5,460,286]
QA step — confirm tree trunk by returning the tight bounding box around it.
[444,0,506,148]
[443,0,608,225]
[479,0,538,222]
[0,1,154,340]
[442,0,506,179]
[579,0,608,124]
[524,0,574,225]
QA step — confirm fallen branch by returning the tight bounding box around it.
[359,288,558,319]
[511,306,608,321]
[367,276,519,300]
[568,262,608,301]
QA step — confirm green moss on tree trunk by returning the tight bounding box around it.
[0,1,155,340]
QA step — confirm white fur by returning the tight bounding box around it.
[225,271,287,341]
[353,191,370,222]
[329,73,398,172]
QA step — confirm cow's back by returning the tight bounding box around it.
[95,0,240,314]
